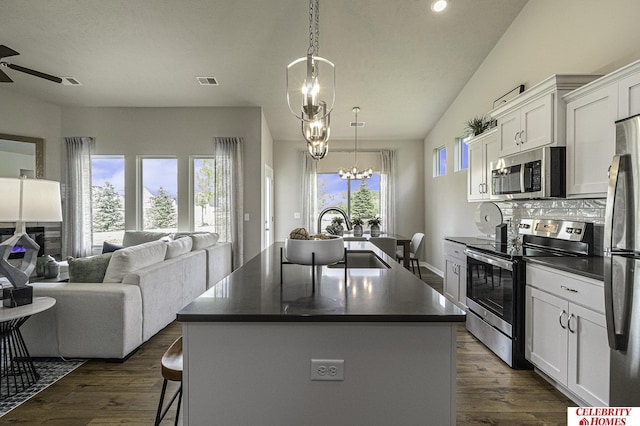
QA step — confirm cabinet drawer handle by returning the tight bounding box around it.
[559,310,567,329]
[519,130,525,144]
[561,285,578,293]
[568,313,576,333]
[514,131,520,145]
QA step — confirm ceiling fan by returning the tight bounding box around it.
[0,45,62,84]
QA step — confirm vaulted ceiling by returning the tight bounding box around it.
[0,0,527,140]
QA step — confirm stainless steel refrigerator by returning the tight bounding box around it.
[604,114,640,406]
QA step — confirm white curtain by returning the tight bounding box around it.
[63,137,94,258]
[380,150,396,235]
[300,151,318,233]
[213,137,244,268]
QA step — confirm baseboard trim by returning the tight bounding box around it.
[419,261,443,277]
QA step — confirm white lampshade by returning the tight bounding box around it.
[0,178,21,221]
[0,178,62,222]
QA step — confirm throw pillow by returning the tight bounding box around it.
[103,240,168,283]
[122,230,173,247]
[67,253,113,283]
[165,237,193,259]
[190,233,220,250]
[102,241,124,253]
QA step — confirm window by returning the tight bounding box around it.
[193,157,216,233]
[317,173,380,232]
[141,158,178,232]
[433,146,447,177]
[454,136,470,172]
[91,156,125,249]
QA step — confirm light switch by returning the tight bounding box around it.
[244,213,250,221]
[294,212,301,219]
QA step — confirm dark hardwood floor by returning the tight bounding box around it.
[2,268,574,425]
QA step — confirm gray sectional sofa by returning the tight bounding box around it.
[21,231,232,359]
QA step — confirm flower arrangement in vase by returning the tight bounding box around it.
[367,216,381,237]
[351,217,364,237]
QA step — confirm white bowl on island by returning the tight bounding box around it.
[284,235,345,265]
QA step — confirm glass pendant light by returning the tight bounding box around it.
[286,0,335,159]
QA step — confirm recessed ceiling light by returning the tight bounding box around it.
[431,0,448,12]
[196,76,219,86]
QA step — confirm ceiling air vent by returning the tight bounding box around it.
[350,121,365,127]
[196,76,219,86]
[61,77,82,86]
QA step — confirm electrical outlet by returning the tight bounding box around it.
[311,359,344,381]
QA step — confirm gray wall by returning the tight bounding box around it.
[423,0,640,274]
[0,87,62,181]
[273,138,424,243]
[61,106,268,263]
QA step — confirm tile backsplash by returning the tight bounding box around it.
[496,198,606,225]
[495,198,606,255]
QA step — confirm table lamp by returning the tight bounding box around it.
[0,177,62,307]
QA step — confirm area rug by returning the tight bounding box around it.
[0,358,86,417]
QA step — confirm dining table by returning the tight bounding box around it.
[343,231,411,269]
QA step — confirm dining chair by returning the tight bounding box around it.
[369,236,397,259]
[396,232,425,278]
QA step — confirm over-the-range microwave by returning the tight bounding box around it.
[489,146,565,200]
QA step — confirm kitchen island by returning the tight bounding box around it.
[178,241,465,425]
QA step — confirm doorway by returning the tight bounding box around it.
[263,166,274,249]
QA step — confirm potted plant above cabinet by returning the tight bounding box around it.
[464,115,493,137]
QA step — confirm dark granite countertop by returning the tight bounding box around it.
[444,236,604,282]
[178,241,466,323]
[445,236,495,246]
[523,256,604,282]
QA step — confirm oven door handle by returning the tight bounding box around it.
[464,249,513,271]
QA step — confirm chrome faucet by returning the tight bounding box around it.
[317,207,352,233]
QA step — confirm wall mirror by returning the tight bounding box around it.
[0,133,44,178]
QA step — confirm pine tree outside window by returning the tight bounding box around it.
[91,155,125,251]
[141,157,178,232]
[317,173,380,231]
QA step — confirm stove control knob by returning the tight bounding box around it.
[566,228,573,234]
[574,228,582,235]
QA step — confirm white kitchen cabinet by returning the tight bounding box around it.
[563,59,640,197]
[490,75,599,157]
[467,128,499,201]
[527,286,568,383]
[443,240,467,309]
[565,84,617,196]
[618,70,640,118]
[526,264,609,406]
[497,94,553,156]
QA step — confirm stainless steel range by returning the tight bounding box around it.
[464,218,593,369]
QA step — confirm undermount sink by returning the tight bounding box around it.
[327,250,390,269]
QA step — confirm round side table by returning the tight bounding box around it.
[0,296,56,399]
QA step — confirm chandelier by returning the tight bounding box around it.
[286,0,335,160]
[339,107,373,180]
